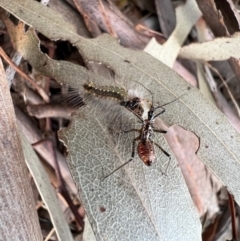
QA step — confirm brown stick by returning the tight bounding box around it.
[228,192,238,241]
[0,47,49,102]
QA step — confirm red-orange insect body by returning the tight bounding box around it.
[137,140,155,166]
[137,120,155,166]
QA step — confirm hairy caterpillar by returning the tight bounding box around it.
[83,82,127,101]
[80,60,155,120]
[83,81,154,121]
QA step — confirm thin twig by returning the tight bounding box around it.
[0,47,49,102]
[205,62,240,117]
[98,0,117,38]
[228,193,238,241]
[44,228,55,241]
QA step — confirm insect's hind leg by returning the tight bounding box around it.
[153,141,171,176]
[103,136,139,180]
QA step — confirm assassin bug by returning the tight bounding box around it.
[104,84,183,179]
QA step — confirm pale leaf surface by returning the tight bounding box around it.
[59,104,200,241]
[83,216,97,241]
[180,33,240,61]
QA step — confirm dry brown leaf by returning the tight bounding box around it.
[15,107,77,195]
[198,0,240,36]
[155,0,176,37]
[71,0,149,48]
[195,0,230,37]
[165,124,222,218]
[0,58,42,240]
[194,17,240,133]
[20,130,74,241]
[48,0,90,38]
[195,0,240,87]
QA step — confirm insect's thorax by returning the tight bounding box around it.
[141,121,153,142]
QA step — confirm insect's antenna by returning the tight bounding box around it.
[103,158,134,180]
[154,94,185,110]
[135,80,154,105]
[153,94,185,119]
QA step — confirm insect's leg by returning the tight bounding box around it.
[153,142,170,158]
[153,141,171,175]
[111,126,139,135]
[120,129,139,134]
[130,136,138,160]
[154,94,184,112]
[153,108,165,119]
[103,136,139,180]
[154,129,167,134]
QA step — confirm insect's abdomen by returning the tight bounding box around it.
[137,141,155,166]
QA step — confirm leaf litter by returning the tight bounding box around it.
[1,0,240,240]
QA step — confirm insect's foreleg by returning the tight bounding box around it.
[153,108,165,119]
[120,129,140,134]
[153,129,167,134]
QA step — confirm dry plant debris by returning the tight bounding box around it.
[0,0,240,240]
